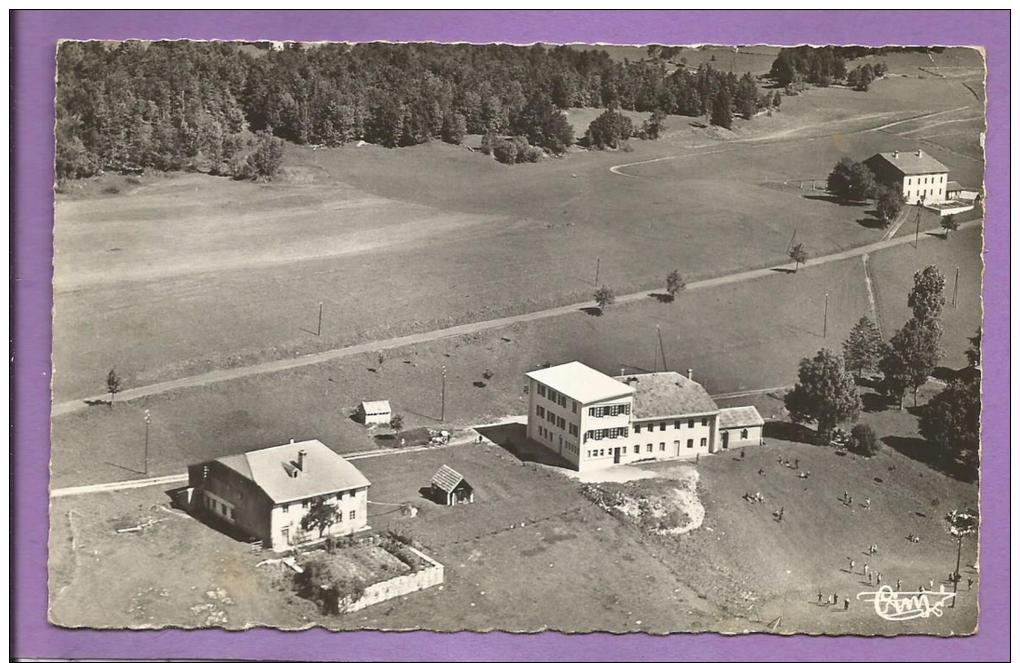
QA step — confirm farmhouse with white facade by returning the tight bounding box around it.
[525,361,765,472]
[863,150,950,205]
[187,439,370,551]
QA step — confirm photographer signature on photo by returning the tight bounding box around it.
[857,586,957,621]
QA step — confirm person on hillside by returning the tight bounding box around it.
[967,578,974,591]
[876,572,882,586]
[896,579,902,591]
[818,590,824,604]
[863,563,869,577]
[849,559,855,572]
[843,597,850,611]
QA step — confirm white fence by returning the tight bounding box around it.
[344,546,445,613]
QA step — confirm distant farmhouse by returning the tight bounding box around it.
[526,362,764,472]
[187,439,370,551]
[864,150,949,205]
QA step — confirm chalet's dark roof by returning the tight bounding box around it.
[614,371,719,419]
[430,465,467,494]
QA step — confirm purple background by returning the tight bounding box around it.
[12,10,1009,661]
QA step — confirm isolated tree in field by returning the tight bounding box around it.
[908,265,947,323]
[665,270,686,300]
[492,138,519,165]
[301,498,341,538]
[885,317,944,407]
[106,368,121,407]
[586,108,634,149]
[876,186,904,224]
[390,413,404,435]
[843,316,885,379]
[849,423,882,457]
[594,285,616,312]
[965,329,981,368]
[788,243,809,272]
[918,377,980,471]
[710,89,732,129]
[783,348,861,437]
[941,214,960,238]
[826,157,877,201]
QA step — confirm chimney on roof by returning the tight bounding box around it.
[892,150,898,158]
[296,449,307,472]
[289,438,295,444]
[687,368,694,381]
[916,149,923,157]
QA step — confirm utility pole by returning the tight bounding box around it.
[951,534,963,608]
[953,267,960,308]
[657,325,668,372]
[317,302,323,336]
[143,409,151,475]
[440,366,447,422]
[787,228,797,253]
[823,292,829,338]
[594,257,601,287]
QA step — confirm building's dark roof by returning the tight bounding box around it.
[718,406,765,429]
[614,372,719,419]
[214,439,370,504]
[868,151,949,176]
[430,465,467,494]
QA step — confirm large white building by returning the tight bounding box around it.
[525,362,764,472]
[864,150,950,205]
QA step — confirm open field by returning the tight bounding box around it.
[51,252,878,488]
[51,224,986,492]
[869,224,983,368]
[52,66,984,403]
[49,395,978,633]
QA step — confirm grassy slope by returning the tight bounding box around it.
[53,70,981,400]
[49,406,978,634]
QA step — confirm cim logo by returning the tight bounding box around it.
[857,586,956,621]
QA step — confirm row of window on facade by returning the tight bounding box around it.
[633,418,708,433]
[588,404,630,417]
[535,383,576,413]
[906,175,944,186]
[280,489,359,513]
[585,439,707,458]
[584,426,630,440]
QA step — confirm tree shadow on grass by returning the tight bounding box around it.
[649,293,674,304]
[861,392,889,413]
[771,266,797,274]
[580,306,604,317]
[857,216,888,230]
[882,435,974,482]
[763,421,819,445]
[475,422,574,470]
[803,193,868,207]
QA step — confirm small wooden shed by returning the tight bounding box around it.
[430,465,474,506]
[357,400,391,426]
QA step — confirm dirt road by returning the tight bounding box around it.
[50,218,979,417]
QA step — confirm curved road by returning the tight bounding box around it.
[609,105,974,177]
[51,218,980,417]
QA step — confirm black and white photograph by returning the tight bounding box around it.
[48,38,984,636]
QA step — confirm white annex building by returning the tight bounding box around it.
[525,361,764,472]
